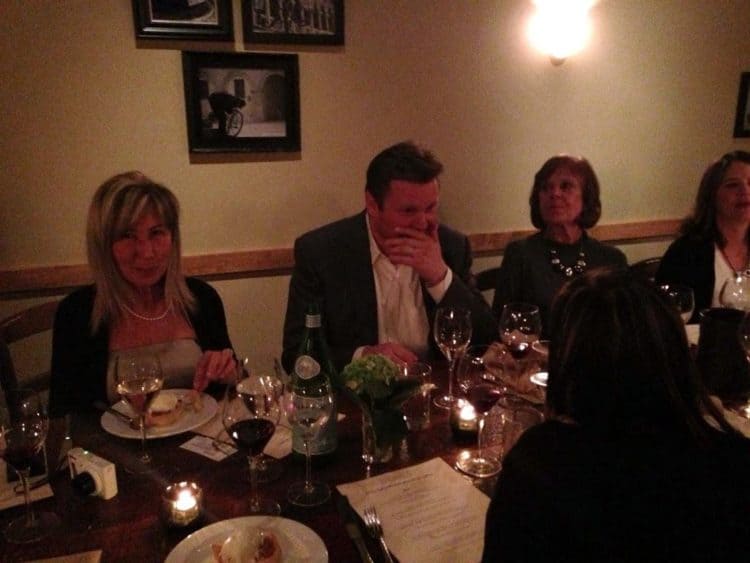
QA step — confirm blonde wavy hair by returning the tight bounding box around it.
[86,171,195,333]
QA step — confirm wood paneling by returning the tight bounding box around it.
[0,219,680,299]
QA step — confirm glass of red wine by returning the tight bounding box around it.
[1,388,60,543]
[455,346,504,477]
[223,370,282,515]
[499,302,542,398]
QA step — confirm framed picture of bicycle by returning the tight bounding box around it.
[241,0,344,45]
[182,51,301,153]
[734,72,750,138]
[132,0,234,41]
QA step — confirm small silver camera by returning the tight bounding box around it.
[68,447,118,500]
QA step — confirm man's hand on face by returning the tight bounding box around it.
[362,342,418,368]
[383,223,448,287]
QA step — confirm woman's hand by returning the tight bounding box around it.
[193,348,236,392]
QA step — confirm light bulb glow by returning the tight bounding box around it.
[528,0,596,63]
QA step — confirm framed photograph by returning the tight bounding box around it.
[182,51,301,153]
[241,0,344,45]
[734,72,750,138]
[132,0,234,41]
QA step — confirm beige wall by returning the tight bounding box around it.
[2,0,750,377]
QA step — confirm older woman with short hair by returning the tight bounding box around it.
[49,171,236,418]
[482,268,750,562]
[492,155,626,333]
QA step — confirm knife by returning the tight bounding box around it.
[93,401,135,426]
[336,494,375,563]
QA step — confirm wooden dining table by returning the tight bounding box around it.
[0,363,509,563]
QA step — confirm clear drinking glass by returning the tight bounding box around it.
[223,371,282,515]
[455,345,503,477]
[433,307,472,409]
[114,354,163,465]
[499,302,542,397]
[1,389,60,543]
[720,273,750,311]
[659,283,695,323]
[285,377,334,507]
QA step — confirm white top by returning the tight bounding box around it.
[714,244,739,307]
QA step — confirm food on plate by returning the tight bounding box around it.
[211,528,282,563]
[129,390,204,429]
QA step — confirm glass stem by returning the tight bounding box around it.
[476,415,486,460]
[19,468,36,527]
[248,455,260,511]
[139,414,149,462]
[447,355,458,399]
[304,436,313,493]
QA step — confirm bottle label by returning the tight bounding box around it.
[305,314,322,328]
[294,355,321,380]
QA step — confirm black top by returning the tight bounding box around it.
[482,420,750,562]
[48,277,233,417]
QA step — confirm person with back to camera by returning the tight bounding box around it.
[282,140,497,373]
[481,267,750,562]
[656,150,750,321]
[491,155,627,334]
[47,172,237,457]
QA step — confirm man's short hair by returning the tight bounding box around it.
[365,141,444,207]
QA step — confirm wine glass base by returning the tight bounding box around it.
[4,510,60,544]
[287,480,330,507]
[455,455,501,478]
[433,394,456,410]
[248,496,282,516]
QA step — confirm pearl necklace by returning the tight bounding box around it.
[549,247,587,277]
[122,302,172,322]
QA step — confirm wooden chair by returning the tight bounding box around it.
[629,257,662,283]
[0,300,60,399]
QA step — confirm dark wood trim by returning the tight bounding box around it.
[0,218,680,299]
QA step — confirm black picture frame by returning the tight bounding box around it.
[182,51,301,153]
[241,0,344,46]
[132,0,234,41]
[734,73,750,138]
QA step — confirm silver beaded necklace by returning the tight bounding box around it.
[549,246,587,277]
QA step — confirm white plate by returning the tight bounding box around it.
[100,389,217,439]
[530,371,548,387]
[165,516,328,563]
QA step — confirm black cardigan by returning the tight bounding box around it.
[48,277,232,417]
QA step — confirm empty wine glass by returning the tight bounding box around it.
[433,307,472,409]
[455,345,503,477]
[223,370,282,515]
[114,354,163,465]
[1,389,60,543]
[659,283,695,323]
[720,273,750,311]
[285,375,334,507]
[499,302,542,397]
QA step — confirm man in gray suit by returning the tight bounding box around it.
[282,141,497,373]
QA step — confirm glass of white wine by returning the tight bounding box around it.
[433,307,473,409]
[114,354,163,464]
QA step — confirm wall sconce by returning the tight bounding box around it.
[528,0,597,66]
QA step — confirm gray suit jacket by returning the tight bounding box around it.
[282,212,497,373]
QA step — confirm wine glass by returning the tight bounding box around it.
[499,302,542,396]
[285,375,334,507]
[114,354,163,465]
[720,273,750,311]
[659,283,695,323]
[254,373,285,483]
[223,371,282,515]
[433,307,472,409]
[1,389,60,543]
[455,346,503,477]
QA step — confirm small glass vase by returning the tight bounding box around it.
[361,410,394,465]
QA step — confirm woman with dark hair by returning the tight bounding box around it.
[482,268,750,562]
[492,155,626,332]
[656,150,750,321]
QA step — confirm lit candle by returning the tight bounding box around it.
[162,482,202,527]
[450,399,479,441]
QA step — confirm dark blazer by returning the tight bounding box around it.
[282,212,497,373]
[48,277,233,417]
[655,234,715,323]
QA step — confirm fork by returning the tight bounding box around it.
[363,505,394,563]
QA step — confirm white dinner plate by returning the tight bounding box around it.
[165,516,328,563]
[530,371,548,387]
[100,389,217,439]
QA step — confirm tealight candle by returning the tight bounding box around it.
[450,399,479,441]
[162,482,202,528]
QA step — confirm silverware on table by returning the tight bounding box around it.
[364,504,394,563]
[335,495,375,563]
[93,401,135,426]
